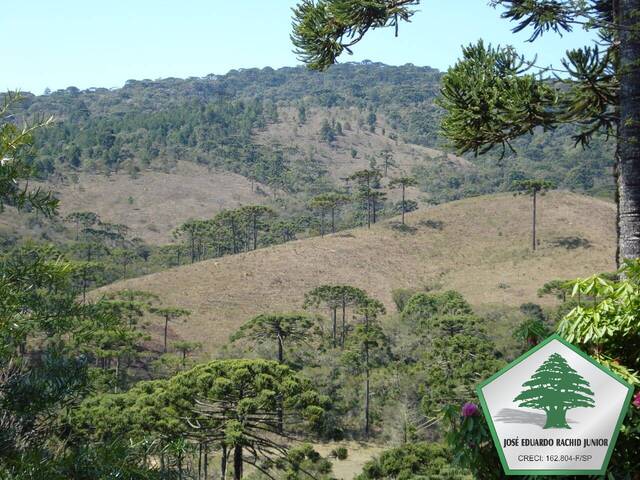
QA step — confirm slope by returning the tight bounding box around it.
[96,191,616,353]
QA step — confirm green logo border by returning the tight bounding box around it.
[476,334,634,476]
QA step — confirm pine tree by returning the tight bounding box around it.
[514,353,595,429]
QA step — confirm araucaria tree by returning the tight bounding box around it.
[231,313,316,364]
[514,353,595,429]
[343,297,387,437]
[291,0,640,266]
[304,285,367,347]
[512,179,555,250]
[346,169,385,228]
[389,176,418,225]
[150,307,191,353]
[74,360,327,480]
[310,192,349,235]
[238,205,276,250]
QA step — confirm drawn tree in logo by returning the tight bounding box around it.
[514,353,595,429]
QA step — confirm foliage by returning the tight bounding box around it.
[443,404,503,480]
[402,290,473,326]
[73,359,328,479]
[1,92,58,215]
[231,312,317,363]
[291,0,419,71]
[356,441,468,480]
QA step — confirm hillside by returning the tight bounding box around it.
[38,108,468,244]
[2,63,615,247]
[98,191,616,353]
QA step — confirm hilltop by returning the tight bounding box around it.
[98,191,616,353]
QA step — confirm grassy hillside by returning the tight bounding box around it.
[98,191,616,354]
[36,108,468,244]
[42,161,273,244]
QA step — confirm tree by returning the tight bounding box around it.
[356,442,467,480]
[231,313,317,435]
[304,286,342,346]
[150,307,191,353]
[238,205,276,250]
[304,285,367,348]
[1,92,58,216]
[556,261,640,473]
[310,192,349,235]
[343,297,387,437]
[512,179,555,250]
[291,0,640,266]
[64,211,99,241]
[346,169,384,228]
[172,340,202,369]
[174,219,208,263]
[231,313,316,364]
[74,360,327,480]
[319,118,336,144]
[514,353,595,429]
[378,146,396,176]
[389,176,417,225]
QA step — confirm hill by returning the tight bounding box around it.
[37,107,469,244]
[3,63,614,245]
[97,191,616,354]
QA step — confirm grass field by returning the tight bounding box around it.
[96,191,616,355]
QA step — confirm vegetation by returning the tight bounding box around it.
[512,179,556,250]
[291,0,640,266]
[3,1,640,476]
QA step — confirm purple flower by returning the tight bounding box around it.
[461,402,480,417]
[633,391,640,409]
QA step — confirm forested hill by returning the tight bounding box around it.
[15,62,613,203]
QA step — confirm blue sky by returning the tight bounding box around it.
[3,1,596,94]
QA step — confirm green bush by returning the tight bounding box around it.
[356,442,468,479]
[330,446,348,460]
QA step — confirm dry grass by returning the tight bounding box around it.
[97,191,616,354]
[314,442,387,480]
[42,162,271,244]
[256,106,472,179]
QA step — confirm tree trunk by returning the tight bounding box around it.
[114,356,120,393]
[332,307,337,348]
[401,184,406,225]
[164,316,169,353]
[372,196,377,224]
[204,444,209,480]
[331,207,336,233]
[320,209,325,236]
[532,190,537,251]
[253,214,258,250]
[82,270,87,304]
[221,444,227,480]
[364,366,370,438]
[341,301,346,348]
[233,445,243,480]
[277,331,284,364]
[231,220,238,254]
[618,0,640,264]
